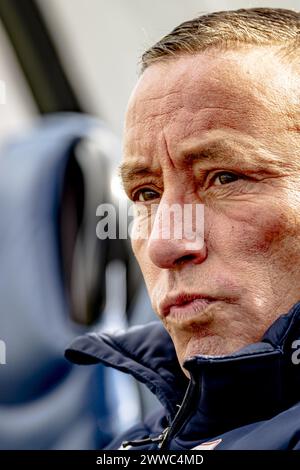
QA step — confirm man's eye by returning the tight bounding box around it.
[134,188,159,202]
[213,172,241,185]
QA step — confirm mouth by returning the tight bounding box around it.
[160,293,219,321]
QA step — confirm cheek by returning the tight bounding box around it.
[131,204,161,290]
[131,237,158,292]
[209,205,297,260]
[131,237,144,269]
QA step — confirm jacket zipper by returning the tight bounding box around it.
[121,373,200,450]
[159,373,200,449]
[121,427,170,449]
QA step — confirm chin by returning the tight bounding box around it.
[177,333,249,366]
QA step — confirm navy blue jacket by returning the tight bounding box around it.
[65,301,300,450]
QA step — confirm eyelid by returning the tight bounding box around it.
[207,170,245,187]
[132,185,161,202]
[129,175,162,194]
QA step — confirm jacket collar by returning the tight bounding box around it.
[65,322,188,417]
[65,301,300,437]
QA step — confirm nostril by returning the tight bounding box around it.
[174,254,196,266]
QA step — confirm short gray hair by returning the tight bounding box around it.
[141,8,300,73]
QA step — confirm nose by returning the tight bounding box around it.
[147,201,207,269]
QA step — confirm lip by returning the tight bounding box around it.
[160,293,218,318]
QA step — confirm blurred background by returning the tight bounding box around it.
[0,0,298,450]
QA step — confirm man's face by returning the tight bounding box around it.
[122,48,300,373]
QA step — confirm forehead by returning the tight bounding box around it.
[123,49,299,167]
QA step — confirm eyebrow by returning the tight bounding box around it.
[119,151,225,196]
[119,134,271,188]
[119,145,221,185]
[119,162,162,187]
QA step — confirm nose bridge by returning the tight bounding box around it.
[147,190,207,269]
